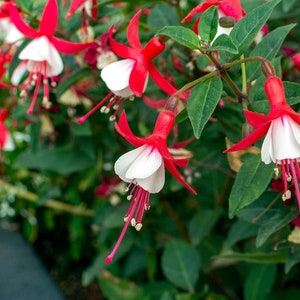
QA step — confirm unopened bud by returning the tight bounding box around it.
[261,60,276,78]
[219,16,236,28]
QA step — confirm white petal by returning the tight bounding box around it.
[262,115,300,163]
[3,132,14,151]
[137,162,165,193]
[261,122,273,164]
[19,36,63,76]
[114,145,149,182]
[100,59,135,97]
[125,146,162,179]
[10,61,28,85]
[5,24,23,44]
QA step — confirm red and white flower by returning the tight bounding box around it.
[226,76,300,209]
[78,9,177,123]
[182,0,246,37]
[9,0,92,114]
[105,110,196,264]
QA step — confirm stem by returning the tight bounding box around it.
[0,180,95,217]
[206,52,249,104]
[173,55,272,98]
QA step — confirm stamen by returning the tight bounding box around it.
[105,195,139,264]
[27,73,42,114]
[105,183,151,264]
[289,159,300,210]
[77,91,113,124]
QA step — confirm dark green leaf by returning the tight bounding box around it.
[229,154,274,218]
[98,274,150,300]
[162,240,200,292]
[244,264,277,300]
[215,251,287,263]
[187,76,223,139]
[147,3,178,29]
[156,26,200,49]
[14,146,96,174]
[285,248,300,273]
[247,24,296,80]
[256,207,299,247]
[230,0,280,57]
[188,208,223,246]
[225,220,259,249]
[199,6,218,42]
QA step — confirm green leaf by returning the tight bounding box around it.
[188,208,223,246]
[247,24,296,80]
[229,154,274,218]
[147,3,178,29]
[256,207,299,247]
[207,34,238,54]
[82,251,110,286]
[162,240,200,292]
[199,6,218,42]
[55,68,92,99]
[156,26,200,49]
[187,76,222,139]
[230,0,280,57]
[215,252,287,263]
[225,220,259,249]
[14,146,96,174]
[285,248,300,273]
[98,274,150,300]
[244,264,277,300]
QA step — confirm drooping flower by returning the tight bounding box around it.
[9,0,92,114]
[64,0,98,21]
[78,9,177,123]
[182,0,246,37]
[226,76,300,209]
[0,1,23,44]
[105,110,196,264]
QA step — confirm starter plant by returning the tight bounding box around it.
[2,0,300,299]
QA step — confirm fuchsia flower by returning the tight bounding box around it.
[226,76,300,209]
[9,0,92,114]
[78,9,177,123]
[0,1,23,44]
[105,110,196,264]
[64,0,98,21]
[182,0,246,36]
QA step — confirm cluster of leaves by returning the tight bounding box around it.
[2,0,300,299]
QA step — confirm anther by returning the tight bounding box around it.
[135,223,142,231]
[282,190,291,201]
